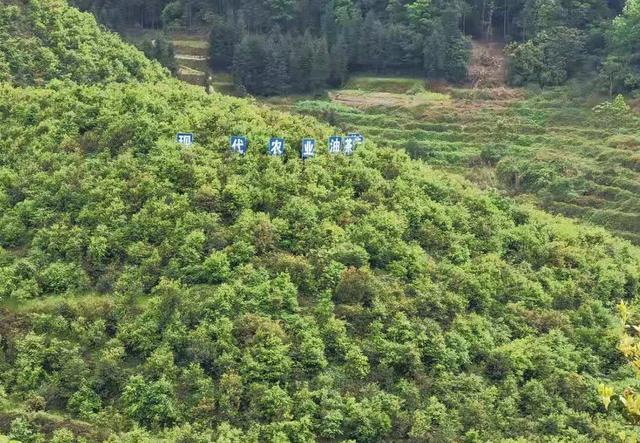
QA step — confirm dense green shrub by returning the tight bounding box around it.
[507,27,586,87]
[0,0,166,86]
[1,79,638,441]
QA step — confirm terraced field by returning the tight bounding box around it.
[280,78,640,243]
[119,29,236,92]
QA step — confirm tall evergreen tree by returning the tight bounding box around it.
[209,13,241,69]
[232,34,266,94]
[290,32,315,92]
[264,33,291,95]
[358,11,386,72]
[310,37,330,92]
[424,20,447,78]
[329,32,349,87]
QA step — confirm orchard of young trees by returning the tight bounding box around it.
[2,0,640,441]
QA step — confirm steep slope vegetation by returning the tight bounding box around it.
[1,1,640,442]
[0,0,166,85]
[292,82,640,244]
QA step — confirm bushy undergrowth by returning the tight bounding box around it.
[1,78,640,442]
[0,0,166,86]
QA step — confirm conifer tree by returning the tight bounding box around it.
[289,32,314,92]
[359,11,385,72]
[209,13,241,69]
[232,34,266,94]
[264,33,291,95]
[310,37,330,92]
[329,32,349,87]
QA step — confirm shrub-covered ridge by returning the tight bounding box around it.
[0,0,166,86]
[1,1,640,441]
[1,81,640,441]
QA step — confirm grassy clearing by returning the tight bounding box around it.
[172,39,208,49]
[344,75,425,93]
[178,65,203,76]
[330,89,450,109]
[209,71,235,94]
[210,72,233,83]
[286,75,640,243]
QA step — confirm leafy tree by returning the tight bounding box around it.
[122,375,178,429]
[68,385,102,419]
[507,27,586,86]
[407,0,434,33]
[8,418,44,443]
[592,94,634,130]
[267,0,297,27]
[50,429,76,443]
[141,35,177,74]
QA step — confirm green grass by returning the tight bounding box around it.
[172,39,209,49]
[413,90,451,102]
[178,65,204,76]
[344,75,426,93]
[210,72,233,84]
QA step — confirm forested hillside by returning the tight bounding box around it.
[2,1,640,442]
[71,0,640,95]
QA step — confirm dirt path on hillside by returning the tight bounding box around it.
[175,54,207,61]
[468,41,507,88]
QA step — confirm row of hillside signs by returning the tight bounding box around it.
[176,132,365,158]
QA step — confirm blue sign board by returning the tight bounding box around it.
[328,136,342,154]
[230,136,248,155]
[176,132,194,146]
[301,139,316,159]
[343,136,357,156]
[348,133,365,145]
[268,138,285,156]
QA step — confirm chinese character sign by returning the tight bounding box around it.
[301,139,316,159]
[349,133,365,145]
[328,136,342,154]
[176,132,194,146]
[268,138,285,156]
[230,136,248,155]
[343,136,357,155]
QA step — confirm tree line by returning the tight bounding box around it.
[73,0,474,94]
[72,0,640,95]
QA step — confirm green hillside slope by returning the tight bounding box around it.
[0,0,166,85]
[290,82,640,245]
[1,1,640,442]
